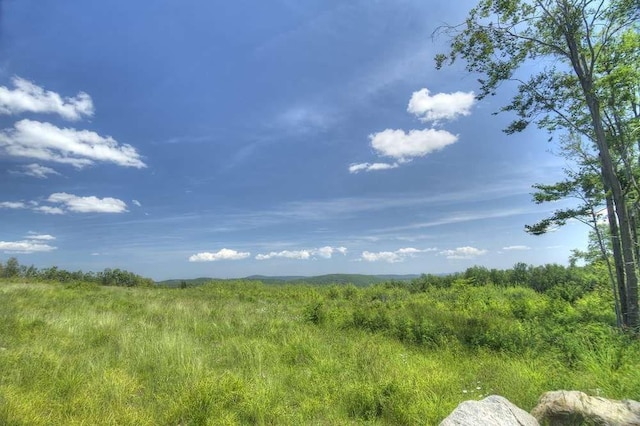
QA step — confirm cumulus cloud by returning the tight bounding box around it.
[0,119,146,169]
[361,251,403,263]
[439,246,488,259]
[407,88,475,124]
[369,128,458,162]
[349,87,473,173]
[10,163,60,179]
[256,246,348,260]
[189,249,251,262]
[348,162,398,174]
[361,247,434,263]
[132,199,142,207]
[0,233,57,254]
[316,246,347,258]
[502,245,531,251]
[256,250,311,260]
[0,201,27,209]
[0,76,94,121]
[47,193,128,213]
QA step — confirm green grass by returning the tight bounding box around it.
[0,280,639,425]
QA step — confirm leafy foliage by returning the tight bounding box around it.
[436,0,640,328]
[0,257,153,287]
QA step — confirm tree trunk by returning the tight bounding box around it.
[605,191,627,326]
[562,17,639,328]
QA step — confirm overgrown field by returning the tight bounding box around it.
[1,279,639,425]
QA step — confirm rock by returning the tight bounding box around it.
[531,390,640,425]
[440,395,540,426]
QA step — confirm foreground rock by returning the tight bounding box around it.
[531,390,640,425]
[440,395,539,426]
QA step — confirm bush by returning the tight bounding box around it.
[303,301,326,325]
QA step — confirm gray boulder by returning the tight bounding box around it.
[440,395,539,426]
[531,390,640,425]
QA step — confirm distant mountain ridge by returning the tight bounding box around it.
[156,273,421,287]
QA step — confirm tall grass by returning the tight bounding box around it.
[0,280,638,425]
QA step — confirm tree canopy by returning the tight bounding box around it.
[436,0,639,329]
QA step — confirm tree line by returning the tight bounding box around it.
[0,257,154,287]
[391,262,600,302]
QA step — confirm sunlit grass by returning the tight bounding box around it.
[0,280,638,425]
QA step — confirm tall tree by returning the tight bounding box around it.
[435,0,640,328]
[3,257,20,278]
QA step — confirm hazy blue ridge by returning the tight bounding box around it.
[155,273,422,287]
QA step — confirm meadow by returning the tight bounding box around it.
[1,271,639,425]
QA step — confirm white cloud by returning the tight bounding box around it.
[0,76,94,121]
[33,206,65,215]
[47,193,128,213]
[256,250,311,260]
[502,245,531,251]
[439,246,488,259]
[256,246,348,260]
[10,163,60,178]
[369,128,458,162]
[362,251,403,263]
[25,233,55,241]
[316,246,347,258]
[0,201,26,209]
[361,247,434,263]
[0,119,146,169]
[132,199,142,207]
[407,88,475,124]
[189,249,251,262]
[0,232,57,254]
[0,240,57,253]
[348,162,398,173]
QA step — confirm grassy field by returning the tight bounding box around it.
[1,279,639,425]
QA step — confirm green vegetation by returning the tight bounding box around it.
[436,0,640,328]
[0,257,154,287]
[1,261,639,424]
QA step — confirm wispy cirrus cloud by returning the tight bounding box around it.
[502,245,531,251]
[374,208,532,234]
[10,163,60,178]
[1,193,129,214]
[275,105,332,134]
[26,233,55,241]
[33,206,65,215]
[348,162,398,174]
[0,76,93,121]
[189,249,251,262]
[0,233,57,254]
[0,119,146,169]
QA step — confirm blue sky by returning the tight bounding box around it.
[0,0,588,280]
